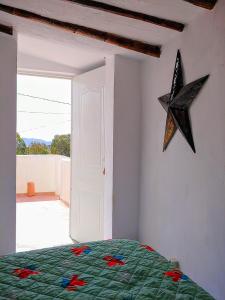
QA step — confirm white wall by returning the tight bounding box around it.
[139,3,225,299]
[18,52,79,79]
[16,155,70,205]
[0,31,17,255]
[112,55,141,240]
[58,157,70,206]
[17,155,58,193]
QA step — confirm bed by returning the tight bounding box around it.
[0,239,213,299]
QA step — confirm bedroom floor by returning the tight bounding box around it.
[16,199,73,252]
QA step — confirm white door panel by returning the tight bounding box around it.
[70,67,105,242]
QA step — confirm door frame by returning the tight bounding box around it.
[17,62,114,245]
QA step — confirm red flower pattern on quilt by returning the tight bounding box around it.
[141,245,155,252]
[103,255,125,267]
[61,275,87,291]
[165,269,188,282]
[71,246,92,256]
[13,266,40,279]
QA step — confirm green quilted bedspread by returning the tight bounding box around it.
[0,239,214,299]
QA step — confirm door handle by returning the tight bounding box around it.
[103,168,106,175]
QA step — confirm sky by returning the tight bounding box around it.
[17,75,71,141]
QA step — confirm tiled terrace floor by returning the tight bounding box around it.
[16,196,73,252]
[16,192,60,203]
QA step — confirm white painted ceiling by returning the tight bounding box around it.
[0,0,205,72]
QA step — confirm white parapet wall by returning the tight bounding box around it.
[56,156,71,207]
[16,155,71,206]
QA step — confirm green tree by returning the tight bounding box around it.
[28,142,50,155]
[16,133,27,155]
[51,134,70,157]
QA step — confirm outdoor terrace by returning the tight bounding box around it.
[16,155,72,252]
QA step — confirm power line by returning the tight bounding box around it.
[18,93,71,106]
[20,120,71,133]
[18,110,70,115]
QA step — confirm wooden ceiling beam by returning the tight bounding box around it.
[0,23,13,35]
[183,0,217,10]
[64,0,185,32]
[0,4,161,58]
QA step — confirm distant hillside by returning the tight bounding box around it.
[23,138,52,147]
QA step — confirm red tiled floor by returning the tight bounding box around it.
[16,192,60,203]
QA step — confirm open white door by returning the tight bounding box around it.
[70,66,105,242]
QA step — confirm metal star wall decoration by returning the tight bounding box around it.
[158,50,209,153]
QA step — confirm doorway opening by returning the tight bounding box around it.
[16,74,72,252]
